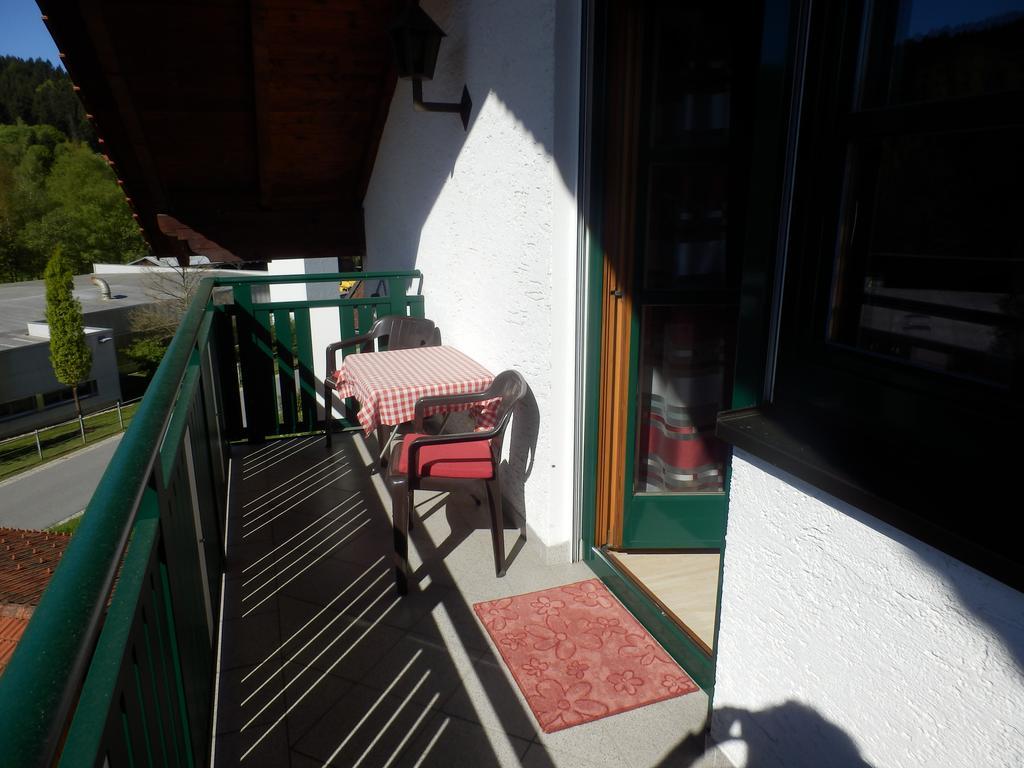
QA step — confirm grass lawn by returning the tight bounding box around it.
[48,514,83,535]
[0,402,139,483]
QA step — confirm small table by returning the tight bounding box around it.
[332,346,498,437]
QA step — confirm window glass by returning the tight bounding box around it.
[644,3,733,291]
[0,396,38,420]
[644,162,728,290]
[41,381,98,407]
[43,388,72,407]
[651,5,732,144]
[634,306,734,494]
[862,1,1024,107]
[829,128,1023,388]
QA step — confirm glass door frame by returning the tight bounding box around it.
[578,0,795,697]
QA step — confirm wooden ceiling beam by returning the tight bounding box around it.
[249,0,274,209]
[167,202,365,259]
[42,0,398,260]
[157,214,241,263]
[78,0,167,214]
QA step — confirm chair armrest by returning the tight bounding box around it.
[325,332,373,377]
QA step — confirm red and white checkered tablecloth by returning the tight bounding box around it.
[333,346,497,435]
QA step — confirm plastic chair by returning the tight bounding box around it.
[323,315,440,447]
[385,370,528,594]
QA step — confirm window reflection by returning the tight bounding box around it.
[863,1,1024,106]
[643,3,733,291]
[829,129,1022,387]
[635,307,733,494]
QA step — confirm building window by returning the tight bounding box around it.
[732,1,1024,587]
[0,396,39,421]
[41,380,98,408]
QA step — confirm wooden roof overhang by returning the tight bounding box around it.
[38,0,409,263]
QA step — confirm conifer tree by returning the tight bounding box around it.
[44,246,92,416]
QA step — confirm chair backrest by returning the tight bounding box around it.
[370,316,439,351]
[487,370,529,456]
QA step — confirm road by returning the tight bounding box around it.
[0,435,122,529]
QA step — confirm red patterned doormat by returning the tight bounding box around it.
[473,579,699,733]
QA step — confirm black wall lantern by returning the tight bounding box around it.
[390,6,472,130]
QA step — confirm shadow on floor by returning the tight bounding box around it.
[213,433,710,767]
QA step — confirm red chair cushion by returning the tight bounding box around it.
[397,433,494,479]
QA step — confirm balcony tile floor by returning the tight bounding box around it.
[212,433,728,767]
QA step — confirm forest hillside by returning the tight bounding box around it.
[0,56,146,281]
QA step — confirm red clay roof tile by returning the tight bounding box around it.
[0,528,71,607]
[0,611,32,675]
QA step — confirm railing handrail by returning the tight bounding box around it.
[0,278,215,767]
[212,269,423,291]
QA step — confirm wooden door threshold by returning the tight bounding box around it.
[605,548,718,656]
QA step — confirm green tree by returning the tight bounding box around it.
[32,78,94,145]
[38,143,146,271]
[0,57,55,124]
[44,247,92,416]
[0,155,18,280]
[0,123,146,279]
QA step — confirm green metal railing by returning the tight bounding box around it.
[0,271,424,767]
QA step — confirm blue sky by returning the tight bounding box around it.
[0,0,62,66]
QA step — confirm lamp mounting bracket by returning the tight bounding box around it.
[411,80,472,131]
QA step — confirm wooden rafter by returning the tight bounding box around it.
[78,0,166,214]
[249,0,274,209]
[40,0,396,261]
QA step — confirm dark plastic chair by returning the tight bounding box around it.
[323,315,440,447]
[385,370,529,594]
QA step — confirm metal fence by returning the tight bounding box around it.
[0,398,142,480]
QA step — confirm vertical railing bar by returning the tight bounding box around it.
[159,553,196,768]
[292,307,317,430]
[267,313,284,432]
[56,487,161,767]
[130,650,155,767]
[120,701,136,768]
[231,313,248,431]
[159,352,203,489]
[141,612,171,767]
[273,309,297,434]
[151,548,186,768]
[290,311,302,429]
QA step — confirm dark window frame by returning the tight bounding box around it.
[720,0,1024,590]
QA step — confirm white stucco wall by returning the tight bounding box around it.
[712,451,1024,768]
[363,0,580,560]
